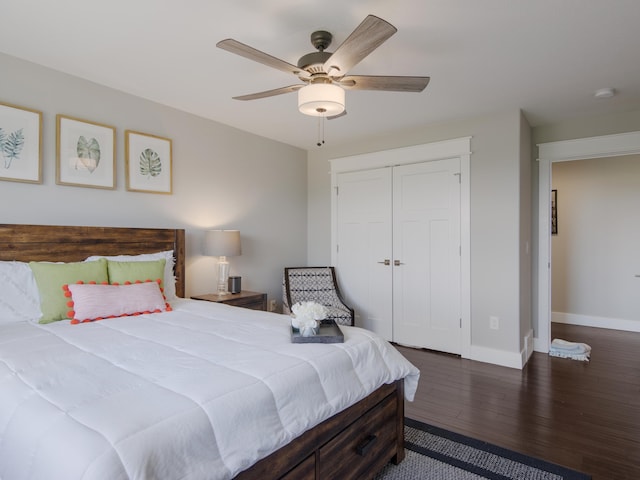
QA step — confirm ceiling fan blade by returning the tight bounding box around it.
[338,75,430,92]
[217,39,310,79]
[327,110,347,120]
[232,84,304,101]
[323,15,397,76]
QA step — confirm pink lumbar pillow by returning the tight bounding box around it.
[65,280,171,324]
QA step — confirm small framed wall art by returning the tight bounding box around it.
[125,130,172,194]
[56,114,116,189]
[551,189,558,235]
[0,101,43,184]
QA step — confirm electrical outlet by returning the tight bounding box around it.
[268,299,277,312]
[490,316,499,330]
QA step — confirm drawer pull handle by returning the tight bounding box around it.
[356,434,378,456]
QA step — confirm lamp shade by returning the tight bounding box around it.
[204,230,241,257]
[298,83,345,116]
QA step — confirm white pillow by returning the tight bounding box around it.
[0,261,42,323]
[85,250,177,300]
[67,282,169,323]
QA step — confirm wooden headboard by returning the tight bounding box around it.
[0,224,186,297]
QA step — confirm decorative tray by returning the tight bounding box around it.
[291,319,344,343]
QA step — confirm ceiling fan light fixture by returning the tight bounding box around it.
[298,83,345,116]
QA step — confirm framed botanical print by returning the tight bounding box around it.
[125,130,172,194]
[56,114,116,189]
[0,101,42,184]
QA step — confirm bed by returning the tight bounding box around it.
[0,224,419,480]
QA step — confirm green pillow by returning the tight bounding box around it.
[107,259,166,290]
[30,258,108,324]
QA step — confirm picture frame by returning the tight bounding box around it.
[125,130,172,194]
[56,114,116,189]
[0,101,43,184]
[551,189,558,235]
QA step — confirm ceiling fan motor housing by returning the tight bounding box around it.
[297,30,334,74]
[297,51,332,74]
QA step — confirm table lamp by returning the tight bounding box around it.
[204,230,241,294]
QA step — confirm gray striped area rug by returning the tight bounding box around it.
[376,419,591,480]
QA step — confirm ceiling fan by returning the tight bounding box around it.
[216,14,430,120]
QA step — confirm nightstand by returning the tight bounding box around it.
[191,291,267,311]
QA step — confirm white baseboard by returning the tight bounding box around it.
[552,312,640,333]
[467,345,523,369]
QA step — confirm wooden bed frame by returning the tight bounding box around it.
[0,224,405,479]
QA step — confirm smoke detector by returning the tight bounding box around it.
[594,88,616,99]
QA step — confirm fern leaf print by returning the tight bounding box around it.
[3,128,25,169]
[139,148,162,178]
[0,128,6,168]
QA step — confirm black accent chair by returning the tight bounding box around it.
[282,267,354,326]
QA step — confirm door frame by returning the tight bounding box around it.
[330,137,472,358]
[536,131,640,352]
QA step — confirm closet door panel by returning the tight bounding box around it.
[336,168,393,340]
[392,159,461,353]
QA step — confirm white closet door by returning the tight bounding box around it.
[336,168,393,340]
[392,158,461,354]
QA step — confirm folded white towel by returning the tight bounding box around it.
[551,338,591,353]
[549,338,591,361]
[549,350,590,361]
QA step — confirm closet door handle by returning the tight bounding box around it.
[377,259,390,266]
[394,260,404,266]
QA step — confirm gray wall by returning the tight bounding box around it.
[307,110,530,359]
[1,53,308,306]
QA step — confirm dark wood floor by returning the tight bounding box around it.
[396,323,640,480]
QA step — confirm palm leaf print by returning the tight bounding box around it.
[139,148,162,178]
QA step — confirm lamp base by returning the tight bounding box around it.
[217,256,230,295]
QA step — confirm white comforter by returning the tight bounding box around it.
[0,299,419,480]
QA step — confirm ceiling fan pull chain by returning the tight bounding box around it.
[317,115,325,147]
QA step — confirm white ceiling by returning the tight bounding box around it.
[2,0,640,150]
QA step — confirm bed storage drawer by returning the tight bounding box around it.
[281,454,315,480]
[318,391,397,480]
[235,381,403,480]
